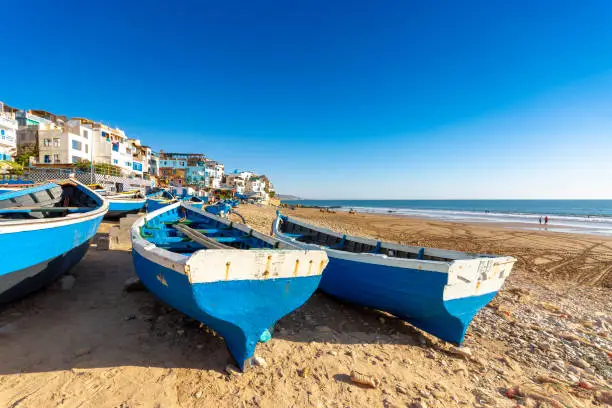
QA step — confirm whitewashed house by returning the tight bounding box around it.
[245,175,269,202]
[225,173,246,194]
[225,170,255,194]
[0,102,18,161]
[92,122,133,175]
[205,160,224,188]
[127,138,149,177]
[38,122,93,165]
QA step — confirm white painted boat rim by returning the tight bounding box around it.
[131,203,329,283]
[0,179,109,233]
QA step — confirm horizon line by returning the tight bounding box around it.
[281,197,612,201]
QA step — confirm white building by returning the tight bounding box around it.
[149,152,160,177]
[206,161,224,188]
[225,170,255,194]
[246,175,267,194]
[141,145,153,175]
[225,173,246,194]
[91,122,133,175]
[0,102,18,161]
[38,129,92,165]
[37,118,92,165]
[127,138,149,177]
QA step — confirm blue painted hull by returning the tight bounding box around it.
[107,199,146,218]
[0,214,104,303]
[146,198,174,212]
[132,251,322,368]
[319,256,496,344]
[205,203,231,216]
[0,240,91,303]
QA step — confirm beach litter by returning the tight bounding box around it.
[349,371,379,388]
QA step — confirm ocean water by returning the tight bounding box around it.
[281,199,612,236]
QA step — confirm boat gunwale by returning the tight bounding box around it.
[273,214,516,272]
[131,202,329,282]
[0,180,109,232]
[274,213,516,301]
[106,196,147,204]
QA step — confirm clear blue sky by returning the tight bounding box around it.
[2,1,612,198]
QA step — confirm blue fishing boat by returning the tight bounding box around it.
[87,185,146,218]
[0,180,35,193]
[205,202,232,217]
[273,213,516,344]
[104,191,146,218]
[146,189,178,212]
[181,195,205,209]
[224,198,239,208]
[131,202,328,369]
[0,180,108,303]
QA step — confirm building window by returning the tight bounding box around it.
[112,142,119,152]
[53,154,60,163]
[52,138,60,147]
[72,140,82,151]
[43,138,51,147]
[82,130,89,139]
[72,156,80,164]
[44,155,51,163]
[113,159,118,165]
[85,144,88,153]
[125,161,131,167]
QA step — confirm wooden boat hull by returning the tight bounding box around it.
[146,198,172,212]
[0,181,107,303]
[273,214,515,344]
[317,253,500,343]
[0,240,91,303]
[106,198,146,218]
[132,249,322,368]
[131,203,328,369]
[181,197,204,209]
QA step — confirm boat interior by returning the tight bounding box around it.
[147,190,176,201]
[141,205,292,254]
[279,217,480,262]
[0,182,100,221]
[105,190,145,200]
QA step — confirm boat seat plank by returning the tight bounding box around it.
[172,223,235,250]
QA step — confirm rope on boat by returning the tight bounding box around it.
[230,210,246,224]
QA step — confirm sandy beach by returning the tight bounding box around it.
[0,206,610,407]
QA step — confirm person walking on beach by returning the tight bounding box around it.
[544,216,549,225]
[539,216,542,225]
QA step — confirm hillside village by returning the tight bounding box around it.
[0,100,275,201]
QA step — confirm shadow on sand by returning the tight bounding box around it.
[0,232,427,376]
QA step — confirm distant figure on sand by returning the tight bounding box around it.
[545,216,549,225]
[539,217,542,225]
[348,208,356,215]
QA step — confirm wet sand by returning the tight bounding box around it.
[0,206,610,407]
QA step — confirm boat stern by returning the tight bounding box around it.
[437,256,516,343]
[186,248,328,369]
